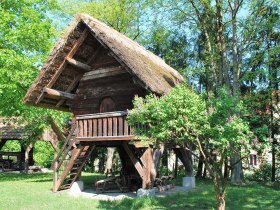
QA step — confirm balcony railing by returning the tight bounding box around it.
[76,111,138,141]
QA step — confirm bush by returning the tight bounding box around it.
[246,164,272,181]
[33,141,54,168]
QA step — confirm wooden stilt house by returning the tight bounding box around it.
[24,14,185,192]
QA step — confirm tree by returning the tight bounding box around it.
[0,0,68,168]
[58,0,148,40]
[0,0,67,122]
[128,84,253,210]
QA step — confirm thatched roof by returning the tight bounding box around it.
[24,14,184,111]
[0,118,32,140]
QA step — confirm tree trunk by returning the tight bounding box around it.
[24,143,33,173]
[216,0,230,87]
[196,153,204,178]
[231,152,242,183]
[229,0,242,92]
[217,195,226,210]
[203,166,207,178]
[213,176,226,210]
[104,147,115,176]
[224,158,228,178]
[153,144,164,177]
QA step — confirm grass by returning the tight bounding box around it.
[0,172,279,210]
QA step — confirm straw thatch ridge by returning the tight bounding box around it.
[24,14,184,110]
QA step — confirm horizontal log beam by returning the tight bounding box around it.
[47,29,89,89]
[44,87,76,100]
[76,111,128,120]
[81,66,127,81]
[66,57,92,72]
[76,136,136,141]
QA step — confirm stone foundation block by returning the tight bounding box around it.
[182,176,195,189]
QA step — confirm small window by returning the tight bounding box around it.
[249,154,257,166]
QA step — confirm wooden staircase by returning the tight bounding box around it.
[52,125,95,192]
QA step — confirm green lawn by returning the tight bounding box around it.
[0,172,279,210]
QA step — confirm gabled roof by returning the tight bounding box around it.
[24,14,184,111]
[0,118,32,140]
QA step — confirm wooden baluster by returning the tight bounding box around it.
[103,117,107,136]
[83,119,87,137]
[113,117,118,136]
[79,120,83,137]
[124,117,128,136]
[98,118,102,136]
[93,119,97,137]
[118,116,123,136]
[88,119,93,137]
[108,117,113,136]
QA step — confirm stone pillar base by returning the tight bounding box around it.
[70,181,84,194]
[137,188,156,198]
[182,176,195,189]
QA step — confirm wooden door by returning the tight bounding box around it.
[99,97,115,113]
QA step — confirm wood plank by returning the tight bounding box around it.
[103,118,107,136]
[78,120,83,137]
[76,111,127,119]
[54,146,84,192]
[124,117,128,136]
[83,120,87,137]
[118,117,123,135]
[122,142,144,178]
[93,119,97,136]
[98,119,102,136]
[48,117,66,142]
[66,57,92,72]
[113,117,118,136]
[76,136,136,141]
[44,87,76,100]
[108,117,112,136]
[81,66,126,81]
[88,119,93,137]
[67,146,96,187]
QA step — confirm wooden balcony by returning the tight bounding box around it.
[76,111,142,141]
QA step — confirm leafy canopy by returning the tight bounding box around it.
[128,84,253,159]
[0,0,68,130]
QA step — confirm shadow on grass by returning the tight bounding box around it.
[0,172,52,182]
[96,192,215,210]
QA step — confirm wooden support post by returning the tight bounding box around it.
[173,147,193,176]
[53,147,58,193]
[122,142,144,179]
[48,117,66,142]
[140,147,155,189]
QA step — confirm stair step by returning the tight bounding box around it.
[59,184,71,190]
[69,172,77,176]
